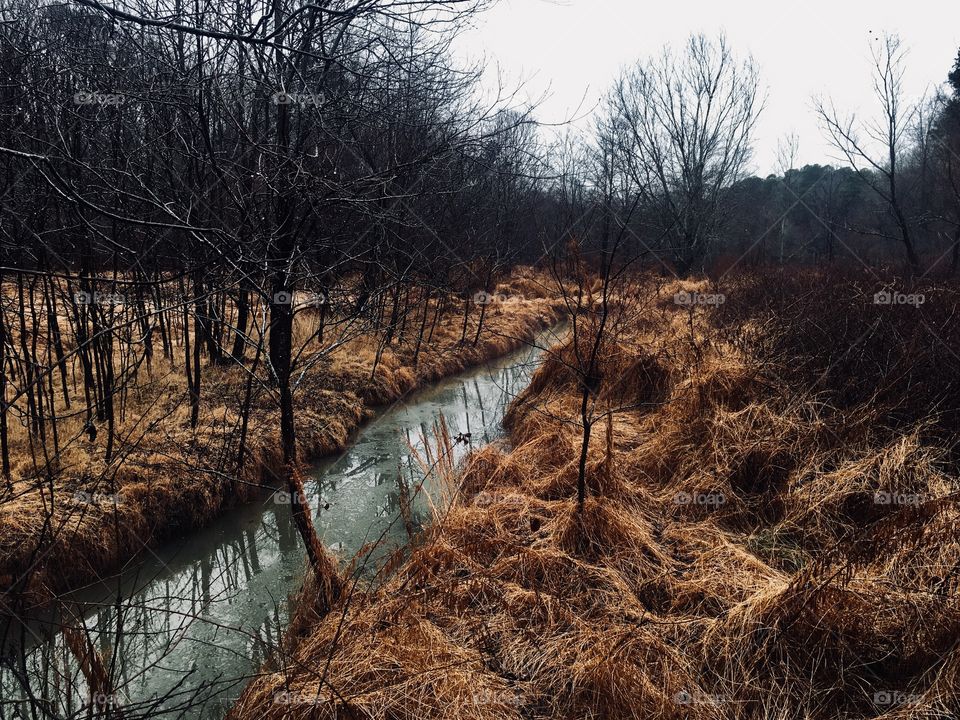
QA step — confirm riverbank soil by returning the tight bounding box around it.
[0,267,563,606]
[231,268,960,720]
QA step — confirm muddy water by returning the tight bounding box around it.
[0,331,557,719]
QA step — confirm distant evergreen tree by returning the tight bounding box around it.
[940,49,960,129]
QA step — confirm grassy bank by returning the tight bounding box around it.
[0,268,563,606]
[230,269,960,719]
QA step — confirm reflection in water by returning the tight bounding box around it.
[0,334,553,719]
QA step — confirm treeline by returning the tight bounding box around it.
[554,35,960,277]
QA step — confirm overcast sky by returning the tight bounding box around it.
[454,0,960,175]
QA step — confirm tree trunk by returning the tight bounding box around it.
[231,276,250,361]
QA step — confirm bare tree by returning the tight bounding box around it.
[776,132,801,264]
[607,33,762,275]
[816,32,922,274]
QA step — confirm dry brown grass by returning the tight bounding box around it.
[0,267,564,605]
[229,269,960,720]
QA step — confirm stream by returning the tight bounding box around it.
[0,330,556,719]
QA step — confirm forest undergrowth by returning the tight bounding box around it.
[0,268,563,606]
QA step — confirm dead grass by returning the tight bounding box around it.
[230,268,960,720]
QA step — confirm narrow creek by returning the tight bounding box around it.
[0,332,556,719]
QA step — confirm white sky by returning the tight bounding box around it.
[453,0,960,174]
